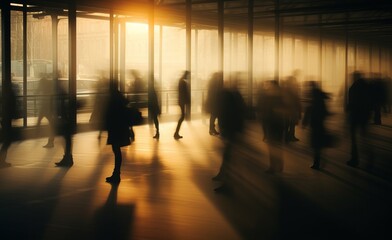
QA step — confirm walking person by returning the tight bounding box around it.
[149,86,161,139]
[302,81,331,170]
[174,71,190,139]
[54,84,75,167]
[104,87,131,184]
[205,72,223,135]
[346,71,373,168]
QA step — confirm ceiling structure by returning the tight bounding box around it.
[12,0,392,46]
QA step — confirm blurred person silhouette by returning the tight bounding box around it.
[213,80,246,192]
[282,76,301,142]
[174,71,190,139]
[262,80,286,173]
[90,77,109,139]
[256,81,269,141]
[205,71,223,135]
[346,71,373,168]
[128,70,145,142]
[149,85,161,139]
[54,83,75,167]
[36,75,55,148]
[370,73,387,125]
[302,81,331,170]
[104,87,131,184]
[0,74,21,167]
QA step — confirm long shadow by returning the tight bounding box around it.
[0,167,70,239]
[92,183,135,240]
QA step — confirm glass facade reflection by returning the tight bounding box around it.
[1,1,392,131]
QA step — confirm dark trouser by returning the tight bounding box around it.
[112,144,122,175]
[175,104,185,135]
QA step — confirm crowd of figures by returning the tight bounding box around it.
[0,70,391,189]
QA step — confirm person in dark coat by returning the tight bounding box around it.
[104,88,131,184]
[0,78,20,168]
[174,71,190,139]
[205,72,223,135]
[346,71,372,168]
[213,81,246,192]
[149,86,161,139]
[54,84,75,167]
[262,80,286,173]
[302,81,330,170]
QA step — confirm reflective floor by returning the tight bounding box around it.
[1,113,392,240]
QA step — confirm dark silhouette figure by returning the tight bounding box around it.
[256,82,269,141]
[282,76,301,142]
[346,71,372,168]
[262,80,286,173]
[213,82,246,192]
[90,77,109,139]
[36,76,55,148]
[302,81,330,170]
[370,74,387,125]
[0,80,20,167]
[104,88,131,184]
[54,84,75,167]
[149,86,161,139]
[128,70,146,142]
[174,71,190,139]
[205,72,223,135]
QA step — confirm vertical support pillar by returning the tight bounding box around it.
[274,0,280,81]
[319,14,323,86]
[68,2,77,127]
[119,21,126,92]
[148,0,155,120]
[23,5,27,127]
[1,1,12,133]
[109,10,115,89]
[218,0,224,73]
[185,0,191,119]
[52,14,58,81]
[248,0,254,107]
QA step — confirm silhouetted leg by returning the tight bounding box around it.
[106,144,122,184]
[311,147,321,170]
[55,129,73,167]
[374,105,381,125]
[0,140,11,168]
[43,116,55,148]
[153,114,160,139]
[174,105,185,139]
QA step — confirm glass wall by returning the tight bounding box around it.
[76,13,110,124]
[2,2,392,131]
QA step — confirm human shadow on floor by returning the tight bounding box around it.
[93,183,135,240]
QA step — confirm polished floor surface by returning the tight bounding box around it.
[1,113,392,240]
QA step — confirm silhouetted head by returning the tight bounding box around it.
[182,71,190,79]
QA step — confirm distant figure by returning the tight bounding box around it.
[370,74,387,125]
[262,80,286,173]
[149,86,161,139]
[104,88,131,184]
[36,76,55,148]
[128,70,145,142]
[283,76,301,142]
[213,82,246,192]
[174,71,190,139]
[205,72,223,135]
[346,71,372,168]
[90,77,109,139]
[0,77,20,168]
[53,84,75,167]
[302,81,330,170]
[256,82,268,141]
